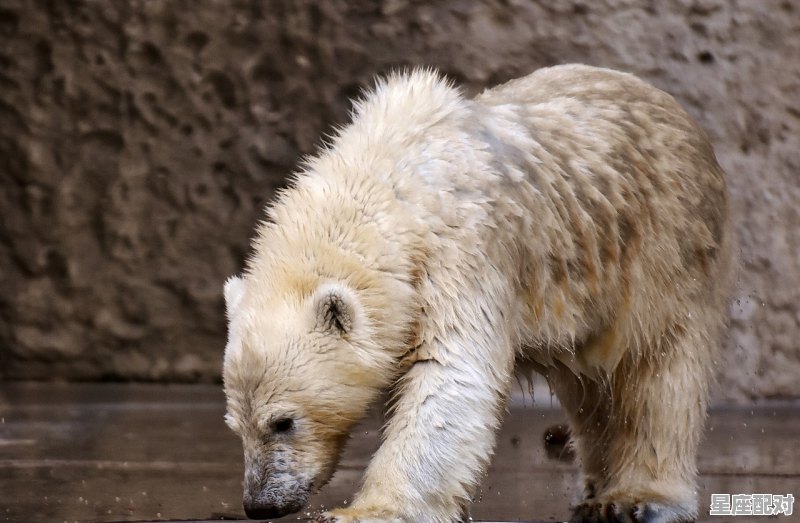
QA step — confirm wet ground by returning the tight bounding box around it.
[0,383,797,523]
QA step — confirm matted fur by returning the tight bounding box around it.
[223,65,732,523]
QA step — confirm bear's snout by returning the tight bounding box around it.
[242,465,309,520]
[243,499,303,520]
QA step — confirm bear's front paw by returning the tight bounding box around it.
[571,499,695,523]
[316,507,405,523]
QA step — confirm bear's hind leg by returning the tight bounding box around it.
[548,364,613,508]
[571,322,714,523]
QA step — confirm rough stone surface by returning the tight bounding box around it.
[1,0,798,399]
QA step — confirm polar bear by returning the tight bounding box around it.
[222,65,732,523]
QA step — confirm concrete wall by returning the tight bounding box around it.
[1,0,798,400]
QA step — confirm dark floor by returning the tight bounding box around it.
[0,383,797,523]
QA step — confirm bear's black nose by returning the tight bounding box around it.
[243,502,285,520]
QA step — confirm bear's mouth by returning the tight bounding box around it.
[243,498,305,520]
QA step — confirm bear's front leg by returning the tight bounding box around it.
[319,319,516,523]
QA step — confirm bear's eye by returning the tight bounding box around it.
[272,418,294,434]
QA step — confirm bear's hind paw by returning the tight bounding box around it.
[570,499,696,523]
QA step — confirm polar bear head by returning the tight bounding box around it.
[222,274,392,519]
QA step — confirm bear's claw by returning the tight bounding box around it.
[315,509,404,523]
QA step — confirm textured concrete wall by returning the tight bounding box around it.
[1,0,798,399]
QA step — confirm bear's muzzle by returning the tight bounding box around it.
[243,458,310,519]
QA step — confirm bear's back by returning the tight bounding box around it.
[471,65,731,363]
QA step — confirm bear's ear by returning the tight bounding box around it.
[312,283,359,336]
[224,276,247,319]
